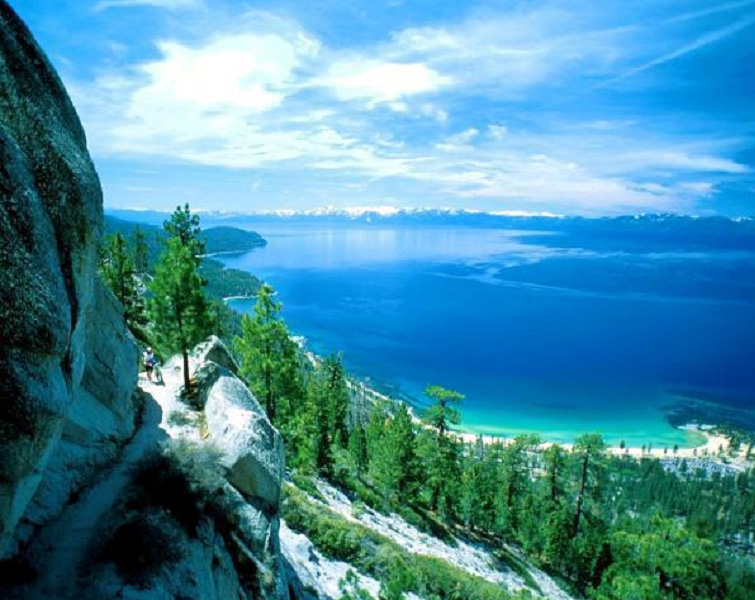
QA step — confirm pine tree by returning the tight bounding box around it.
[421,385,464,514]
[422,385,463,436]
[233,284,302,423]
[543,443,567,504]
[349,421,368,475]
[377,404,418,499]
[572,433,607,535]
[147,236,212,390]
[459,445,482,529]
[100,232,139,326]
[594,517,724,599]
[132,225,149,273]
[497,435,539,535]
[322,354,350,448]
[164,203,205,259]
[306,371,334,475]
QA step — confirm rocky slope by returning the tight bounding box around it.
[0,4,293,598]
[0,0,138,557]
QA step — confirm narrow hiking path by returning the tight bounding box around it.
[15,375,170,599]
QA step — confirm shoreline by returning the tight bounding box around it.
[223,294,255,302]
[288,329,750,469]
[346,375,747,466]
[456,425,732,460]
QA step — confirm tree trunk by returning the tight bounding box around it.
[573,453,589,534]
[182,347,190,391]
[174,283,190,391]
[264,338,274,419]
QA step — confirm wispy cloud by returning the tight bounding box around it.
[616,15,755,81]
[666,0,755,24]
[61,0,754,215]
[94,0,202,11]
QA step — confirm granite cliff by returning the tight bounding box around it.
[0,3,292,598]
[0,0,138,556]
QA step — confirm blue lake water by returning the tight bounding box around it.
[223,223,755,447]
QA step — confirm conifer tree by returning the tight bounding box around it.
[164,203,205,259]
[497,435,539,534]
[594,517,724,599]
[422,385,463,436]
[233,284,302,422]
[148,236,212,390]
[132,225,149,273]
[376,404,418,499]
[100,232,139,326]
[322,354,350,448]
[349,421,368,476]
[306,370,334,475]
[421,385,464,513]
[572,433,607,535]
[543,443,567,504]
[459,445,483,529]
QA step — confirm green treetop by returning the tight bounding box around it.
[132,225,150,273]
[147,236,212,390]
[572,433,607,535]
[233,284,302,422]
[421,385,464,514]
[422,385,463,437]
[164,203,205,260]
[100,231,140,326]
[594,516,724,599]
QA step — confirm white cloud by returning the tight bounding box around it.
[487,125,507,140]
[386,9,624,98]
[69,3,752,215]
[435,128,479,152]
[320,60,451,106]
[420,103,448,122]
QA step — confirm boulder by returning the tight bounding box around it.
[202,366,284,508]
[192,335,240,375]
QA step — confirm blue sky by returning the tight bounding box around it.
[10,0,755,215]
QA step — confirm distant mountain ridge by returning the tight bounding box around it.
[107,206,753,226]
[107,208,755,250]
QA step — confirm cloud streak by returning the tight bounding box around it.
[61,0,754,215]
[616,15,755,81]
[94,0,202,11]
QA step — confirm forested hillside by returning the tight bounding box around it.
[104,213,263,302]
[102,205,755,600]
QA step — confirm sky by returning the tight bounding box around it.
[9,0,755,216]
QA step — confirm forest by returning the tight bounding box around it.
[100,205,755,600]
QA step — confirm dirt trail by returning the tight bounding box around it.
[18,377,168,599]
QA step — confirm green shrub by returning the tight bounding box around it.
[128,440,225,536]
[100,513,182,586]
[284,485,516,600]
[338,569,372,600]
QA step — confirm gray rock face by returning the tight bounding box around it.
[0,2,138,556]
[156,337,290,598]
[192,335,240,375]
[203,368,285,507]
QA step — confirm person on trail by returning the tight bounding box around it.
[143,347,157,382]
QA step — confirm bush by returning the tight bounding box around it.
[128,440,225,536]
[100,513,182,586]
[0,555,38,586]
[284,485,517,600]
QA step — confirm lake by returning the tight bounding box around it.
[223,222,755,447]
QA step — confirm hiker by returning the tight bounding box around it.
[143,347,157,382]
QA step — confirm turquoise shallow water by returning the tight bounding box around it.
[224,223,755,448]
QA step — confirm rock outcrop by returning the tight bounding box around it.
[0,5,292,597]
[139,336,291,599]
[0,1,138,557]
